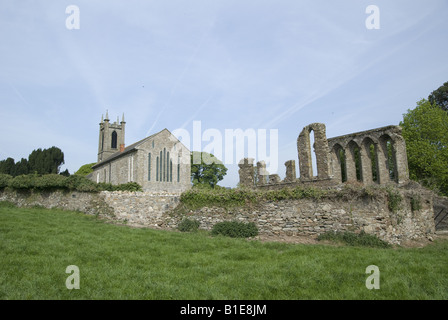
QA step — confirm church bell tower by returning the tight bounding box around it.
[97,111,126,162]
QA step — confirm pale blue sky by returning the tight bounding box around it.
[1,1,447,187]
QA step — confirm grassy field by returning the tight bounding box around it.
[1,202,447,300]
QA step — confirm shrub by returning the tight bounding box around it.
[386,187,402,213]
[317,231,391,248]
[64,174,89,190]
[114,182,142,192]
[34,174,67,190]
[410,195,422,212]
[75,179,99,192]
[97,182,115,191]
[178,218,200,232]
[96,182,142,192]
[211,221,258,238]
[64,175,98,192]
[9,174,37,189]
[180,186,327,210]
[0,174,13,188]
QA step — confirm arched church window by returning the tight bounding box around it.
[111,131,118,149]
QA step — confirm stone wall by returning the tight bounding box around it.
[0,190,181,227]
[101,191,181,226]
[169,187,435,245]
[0,185,436,245]
[239,123,410,190]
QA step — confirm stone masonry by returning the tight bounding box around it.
[239,123,410,189]
[0,185,435,245]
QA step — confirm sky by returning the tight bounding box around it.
[1,0,447,187]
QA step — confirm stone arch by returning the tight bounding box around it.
[346,140,362,182]
[331,143,346,183]
[297,123,330,180]
[361,137,379,184]
[379,134,397,183]
[390,132,409,184]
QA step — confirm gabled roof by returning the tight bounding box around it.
[92,128,179,169]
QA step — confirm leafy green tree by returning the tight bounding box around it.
[400,99,448,195]
[191,151,227,188]
[428,81,448,112]
[75,163,96,176]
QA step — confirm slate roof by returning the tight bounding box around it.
[92,129,164,169]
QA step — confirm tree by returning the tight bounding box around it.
[428,81,448,112]
[400,99,448,195]
[60,169,70,177]
[0,157,16,176]
[15,158,29,176]
[28,147,65,175]
[191,151,227,188]
[75,163,96,176]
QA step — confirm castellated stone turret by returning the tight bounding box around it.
[97,111,126,162]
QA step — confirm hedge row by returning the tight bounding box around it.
[179,184,400,210]
[0,173,142,192]
[179,185,328,209]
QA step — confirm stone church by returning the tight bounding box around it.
[90,112,191,192]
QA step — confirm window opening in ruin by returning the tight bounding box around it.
[386,139,396,181]
[339,148,347,183]
[310,129,318,177]
[370,144,378,183]
[354,146,362,182]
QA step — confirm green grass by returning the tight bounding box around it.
[317,231,392,248]
[1,203,447,300]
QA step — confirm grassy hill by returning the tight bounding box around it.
[1,201,447,300]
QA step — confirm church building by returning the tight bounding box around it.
[90,112,191,192]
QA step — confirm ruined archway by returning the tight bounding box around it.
[331,143,346,183]
[297,123,331,180]
[346,140,362,182]
[361,137,379,184]
[379,134,397,183]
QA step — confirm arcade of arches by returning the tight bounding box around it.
[238,123,409,187]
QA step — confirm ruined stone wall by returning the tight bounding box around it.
[327,125,409,185]
[238,123,410,190]
[297,123,331,180]
[167,186,435,245]
[101,191,181,226]
[0,186,435,245]
[0,190,181,227]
